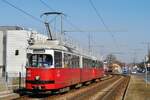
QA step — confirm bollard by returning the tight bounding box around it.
[19,72,21,89]
[5,72,8,82]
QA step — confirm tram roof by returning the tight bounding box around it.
[29,40,68,51]
[28,40,98,60]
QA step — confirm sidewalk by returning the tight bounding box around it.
[0,78,20,100]
[125,75,150,100]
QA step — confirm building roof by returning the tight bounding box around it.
[0,26,23,31]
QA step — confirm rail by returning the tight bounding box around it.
[14,75,131,100]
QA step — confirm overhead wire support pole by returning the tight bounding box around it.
[88,33,91,53]
[141,42,150,87]
[141,42,150,56]
[144,56,148,87]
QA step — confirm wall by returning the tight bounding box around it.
[6,30,28,76]
[0,31,3,67]
[5,30,47,77]
[0,31,3,76]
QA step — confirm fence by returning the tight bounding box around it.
[4,72,25,90]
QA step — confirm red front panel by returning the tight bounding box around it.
[26,68,54,81]
[26,67,56,90]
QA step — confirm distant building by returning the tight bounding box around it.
[0,26,48,77]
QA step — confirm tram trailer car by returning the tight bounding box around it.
[25,41,104,92]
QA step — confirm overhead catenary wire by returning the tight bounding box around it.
[63,18,83,32]
[39,0,63,20]
[39,0,54,11]
[39,0,83,33]
[2,0,62,40]
[89,0,118,48]
[2,0,43,23]
[2,0,61,32]
[2,0,59,27]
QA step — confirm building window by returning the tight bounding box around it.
[15,50,19,56]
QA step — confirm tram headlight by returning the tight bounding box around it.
[35,76,40,80]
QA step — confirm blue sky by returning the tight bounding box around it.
[0,0,150,63]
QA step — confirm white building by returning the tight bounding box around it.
[0,26,48,77]
[0,31,4,77]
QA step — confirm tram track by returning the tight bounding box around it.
[14,75,126,100]
[97,75,130,100]
[14,75,130,100]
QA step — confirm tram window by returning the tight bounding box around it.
[83,58,88,68]
[68,54,72,67]
[83,58,93,68]
[87,59,90,67]
[89,59,92,68]
[72,55,79,68]
[75,56,79,68]
[95,61,99,68]
[64,53,71,68]
[28,54,53,67]
[64,53,79,68]
[72,55,75,68]
[92,60,96,67]
[54,51,62,68]
[43,55,53,67]
[64,53,68,68]
[83,58,85,68]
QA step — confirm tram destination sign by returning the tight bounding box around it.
[33,49,45,53]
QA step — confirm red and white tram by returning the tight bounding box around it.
[25,40,104,92]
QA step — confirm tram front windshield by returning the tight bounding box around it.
[27,54,53,67]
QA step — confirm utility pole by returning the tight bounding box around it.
[144,56,148,87]
[147,43,150,56]
[131,48,142,66]
[142,42,150,61]
[142,42,150,81]
[133,51,137,66]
